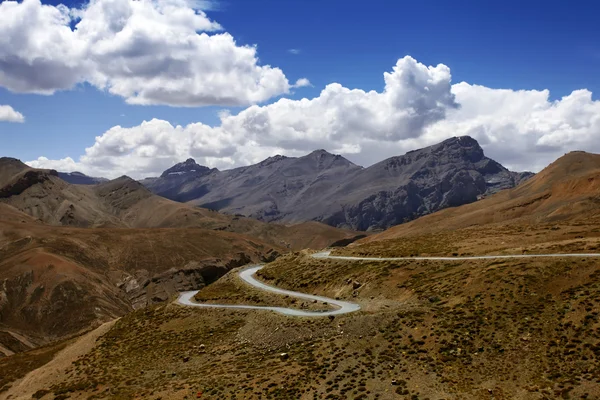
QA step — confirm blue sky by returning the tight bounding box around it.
[1,0,600,177]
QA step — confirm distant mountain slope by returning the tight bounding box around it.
[0,158,357,250]
[358,150,600,244]
[57,171,108,185]
[0,157,359,356]
[0,218,276,355]
[143,136,532,231]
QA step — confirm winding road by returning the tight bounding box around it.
[177,265,360,316]
[312,250,600,261]
[177,250,600,317]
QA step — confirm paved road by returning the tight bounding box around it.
[312,250,600,261]
[178,250,600,317]
[177,265,360,317]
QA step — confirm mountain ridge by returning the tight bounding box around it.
[0,160,357,250]
[58,171,108,185]
[352,150,600,246]
[142,136,533,230]
[0,158,359,356]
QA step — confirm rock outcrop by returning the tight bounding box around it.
[116,253,252,309]
[142,136,533,231]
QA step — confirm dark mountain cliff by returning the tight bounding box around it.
[143,136,533,231]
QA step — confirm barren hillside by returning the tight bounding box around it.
[375,151,600,235]
[143,137,532,231]
[0,158,358,250]
[0,159,358,358]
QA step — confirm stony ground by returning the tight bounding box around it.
[4,150,600,399]
[2,219,600,399]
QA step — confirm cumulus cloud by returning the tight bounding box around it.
[27,119,242,177]
[292,78,312,88]
[0,0,295,106]
[424,84,600,172]
[27,56,458,177]
[27,156,78,171]
[27,56,600,178]
[0,105,25,122]
[288,49,301,55]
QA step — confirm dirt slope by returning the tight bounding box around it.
[0,217,279,356]
[2,152,600,399]
[0,159,358,250]
[357,151,600,245]
[0,158,358,357]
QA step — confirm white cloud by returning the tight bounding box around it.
[0,105,25,123]
[0,0,293,106]
[292,78,312,88]
[27,56,600,179]
[27,56,458,177]
[288,49,301,55]
[423,84,600,172]
[0,0,88,94]
[28,119,242,177]
[27,156,78,171]
[191,0,222,11]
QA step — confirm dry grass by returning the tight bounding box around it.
[2,151,600,398]
[9,246,599,399]
[336,220,600,258]
[0,339,69,393]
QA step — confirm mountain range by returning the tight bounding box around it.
[142,136,533,230]
[0,137,535,357]
[57,171,108,185]
[0,158,356,355]
[353,149,600,251]
[4,149,599,398]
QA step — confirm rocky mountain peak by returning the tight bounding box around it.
[310,149,333,156]
[305,149,359,170]
[160,158,212,178]
[259,155,288,167]
[385,136,485,171]
[440,135,485,162]
[58,171,108,185]
[141,137,532,231]
[308,149,341,162]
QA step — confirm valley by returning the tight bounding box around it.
[0,148,600,400]
[1,2,598,399]
[4,233,599,399]
[1,149,599,399]
[0,157,356,359]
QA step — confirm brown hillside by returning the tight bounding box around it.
[0,218,278,356]
[358,151,600,244]
[0,160,358,250]
[0,157,33,187]
[0,158,358,357]
[8,244,600,399]
[3,153,600,399]
[0,203,39,224]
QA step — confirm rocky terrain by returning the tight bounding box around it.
[0,157,357,249]
[0,158,357,359]
[142,136,533,231]
[350,150,600,250]
[0,212,277,358]
[1,150,598,399]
